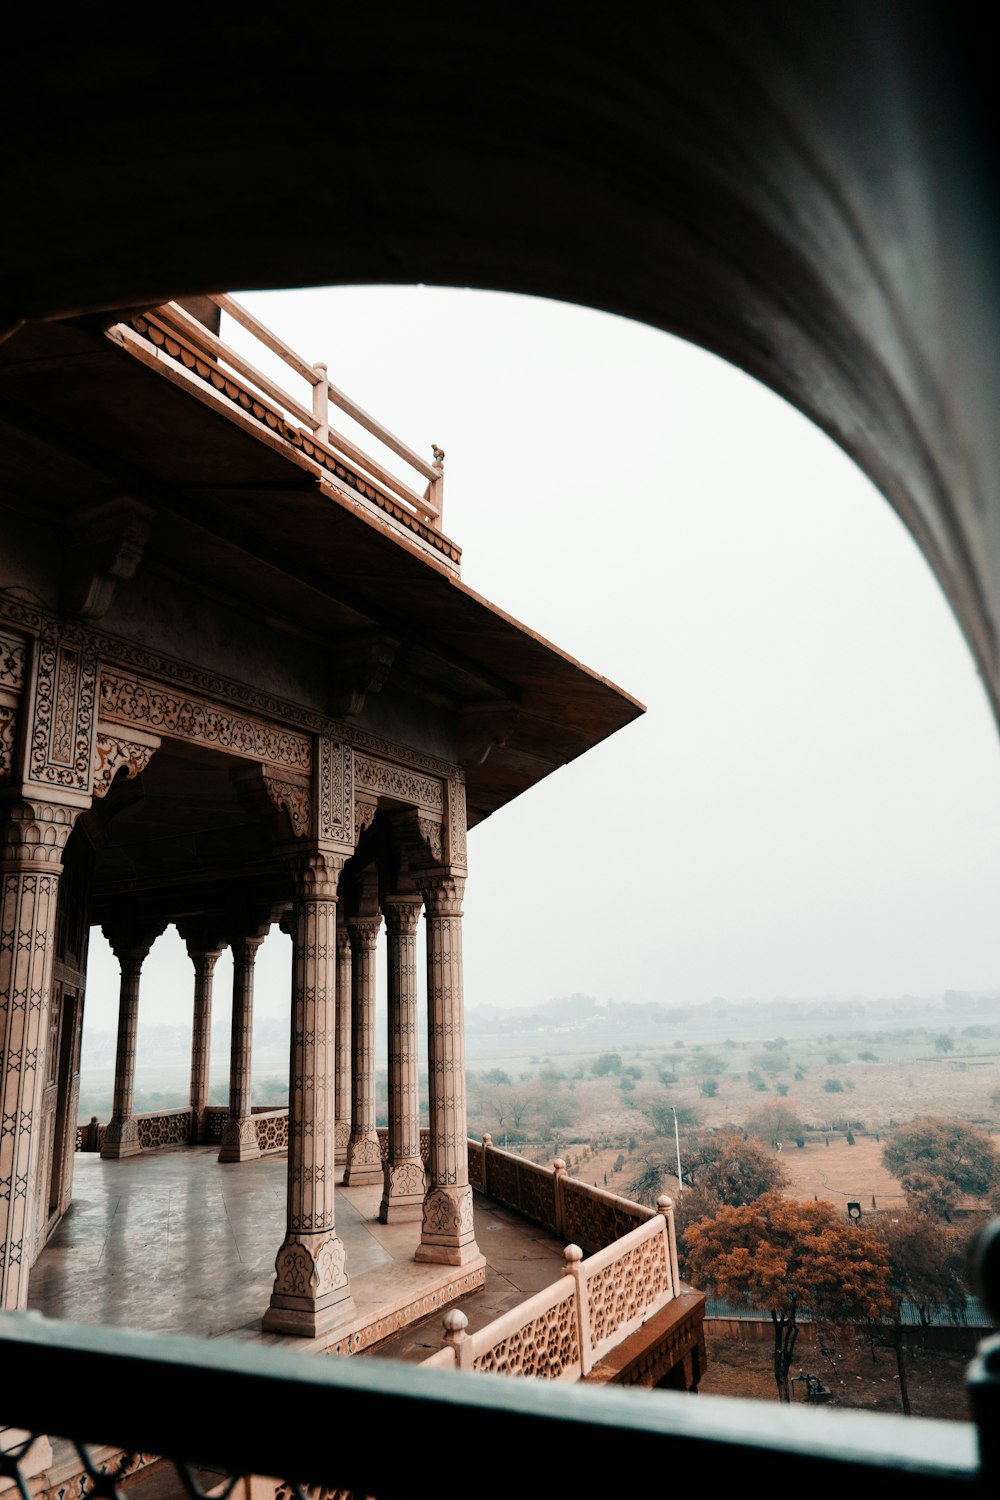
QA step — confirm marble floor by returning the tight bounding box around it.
[27,1147,569,1363]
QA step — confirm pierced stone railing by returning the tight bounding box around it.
[472,1135,654,1254]
[108,295,457,567]
[252,1109,289,1155]
[376,1127,431,1165]
[422,1206,679,1378]
[136,1109,192,1150]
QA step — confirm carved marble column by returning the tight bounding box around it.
[218,925,269,1163]
[380,900,425,1222]
[100,919,165,1160]
[334,922,351,1169]
[178,924,225,1144]
[264,847,354,1335]
[0,798,79,1310]
[343,914,383,1186]
[415,874,479,1264]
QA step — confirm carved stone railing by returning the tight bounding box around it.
[136,1109,192,1150]
[422,1208,679,1380]
[472,1135,653,1254]
[109,296,458,569]
[252,1109,289,1155]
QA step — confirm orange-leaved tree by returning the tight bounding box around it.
[683,1192,893,1401]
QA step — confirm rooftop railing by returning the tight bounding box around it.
[109,293,452,559]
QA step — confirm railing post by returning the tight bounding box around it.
[482,1133,492,1199]
[312,363,329,444]
[562,1243,591,1374]
[442,1307,472,1370]
[658,1194,680,1294]
[553,1157,568,1238]
[425,457,444,525]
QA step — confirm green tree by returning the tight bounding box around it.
[934,1033,955,1054]
[591,1052,622,1076]
[684,1194,893,1401]
[700,1078,719,1097]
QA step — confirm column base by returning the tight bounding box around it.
[218,1116,261,1163]
[415,1184,479,1264]
[263,1230,354,1337]
[100,1116,141,1159]
[379,1157,426,1223]
[343,1131,383,1186]
[334,1118,351,1169]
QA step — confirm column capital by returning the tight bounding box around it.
[1,795,83,872]
[416,872,465,917]
[101,914,167,968]
[383,899,423,937]
[292,842,347,901]
[176,916,228,964]
[347,912,383,950]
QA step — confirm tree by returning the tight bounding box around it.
[934,1033,955,1054]
[746,1101,805,1144]
[684,1194,893,1401]
[591,1052,622,1076]
[627,1127,785,1211]
[700,1078,719,1097]
[882,1116,1000,1219]
[872,1212,970,1414]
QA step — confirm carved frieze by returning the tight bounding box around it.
[98,671,311,771]
[91,732,159,798]
[354,754,444,811]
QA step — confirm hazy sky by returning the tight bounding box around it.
[85,284,1000,1033]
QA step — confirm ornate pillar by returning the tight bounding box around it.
[218,922,270,1164]
[343,913,383,1186]
[380,899,425,1222]
[178,923,225,1144]
[0,798,80,1309]
[100,918,165,1160]
[415,874,479,1264]
[264,847,354,1335]
[334,922,351,1168]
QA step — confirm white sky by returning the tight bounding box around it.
[85,284,1000,1032]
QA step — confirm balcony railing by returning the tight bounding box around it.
[107,294,459,567]
[0,1312,984,1497]
[422,1207,679,1378]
